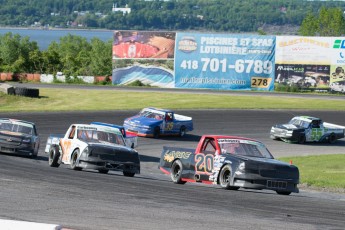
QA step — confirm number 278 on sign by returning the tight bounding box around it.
[251,77,272,88]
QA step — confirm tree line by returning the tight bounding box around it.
[0,0,344,33]
[0,33,112,78]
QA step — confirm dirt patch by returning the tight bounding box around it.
[299,183,345,194]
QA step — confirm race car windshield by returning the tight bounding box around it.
[77,129,125,146]
[138,110,164,120]
[288,118,310,128]
[219,142,273,159]
[0,122,34,135]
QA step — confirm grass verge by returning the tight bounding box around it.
[1,88,345,112]
[279,155,345,192]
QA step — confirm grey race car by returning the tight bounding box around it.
[0,118,40,158]
[270,116,345,144]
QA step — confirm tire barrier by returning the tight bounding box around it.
[14,87,39,98]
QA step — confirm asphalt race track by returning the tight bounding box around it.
[0,110,345,230]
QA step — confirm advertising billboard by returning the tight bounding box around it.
[112,31,176,88]
[275,36,332,91]
[174,33,276,91]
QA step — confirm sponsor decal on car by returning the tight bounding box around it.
[163,150,192,162]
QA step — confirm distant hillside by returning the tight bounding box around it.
[0,0,343,34]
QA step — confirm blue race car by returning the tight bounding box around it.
[123,107,193,138]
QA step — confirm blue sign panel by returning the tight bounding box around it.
[174,33,276,91]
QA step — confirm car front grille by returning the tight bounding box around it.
[0,135,22,146]
[267,180,287,189]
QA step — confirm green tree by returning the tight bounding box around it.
[42,41,63,74]
[299,7,345,36]
[89,38,112,76]
[56,34,92,76]
[0,32,40,73]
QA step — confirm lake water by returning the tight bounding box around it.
[0,28,114,50]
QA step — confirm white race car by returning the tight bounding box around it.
[270,116,345,144]
[45,123,140,176]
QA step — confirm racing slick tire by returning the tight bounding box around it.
[70,149,82,171]
[171,159,186,184]
[328,133,336,144]
[297,134,306,144]
[153,127,160,139]
[219,164,239,190]
[123,171,135,177]
[48,145,60,168]
[276,191,291,195]
[98,169,109,174]
[179,126,186,137]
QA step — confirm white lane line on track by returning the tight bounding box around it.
[0,219,65,230]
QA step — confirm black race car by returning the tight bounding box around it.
[0,118,40,158]
[159,135,299,195]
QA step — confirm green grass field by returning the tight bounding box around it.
[279,155,345,191]
[1,88,345,112]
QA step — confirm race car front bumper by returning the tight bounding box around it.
[233,177,299,193]
[270,127,301,142]
[77,159,140,174]
[78,148,140,174]
[0,143,35,156]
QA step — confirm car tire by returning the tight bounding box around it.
[123,171,135,177]
[98,169,109,174]
[179,126,186,137]
[48,145,60,167]
[270,134,278,140]
[171,159,186,184]
[219,164,239,190]
[298,134,306,144]
[276,191,291,195]
[328,133,336,144]
[14,87,39,98]
[153,127,160,139]
[70,149,82,171]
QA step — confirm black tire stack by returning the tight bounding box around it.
[14,87,39,98]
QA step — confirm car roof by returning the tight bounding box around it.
[72,124,121,132]
[145,107,173,113]
[0,118,35,126]
[294,116,320,121]
[90,122,124,129]
[202,135,261,143]
[90,122,126,136]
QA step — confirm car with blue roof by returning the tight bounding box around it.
[123,107,193,138]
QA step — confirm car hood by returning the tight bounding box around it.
[86,142,130,150]
[237,155,299,179]
[125,116,162,127]
[236,155,290,166]
[273,123,305,131]
[87,142,140,163]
